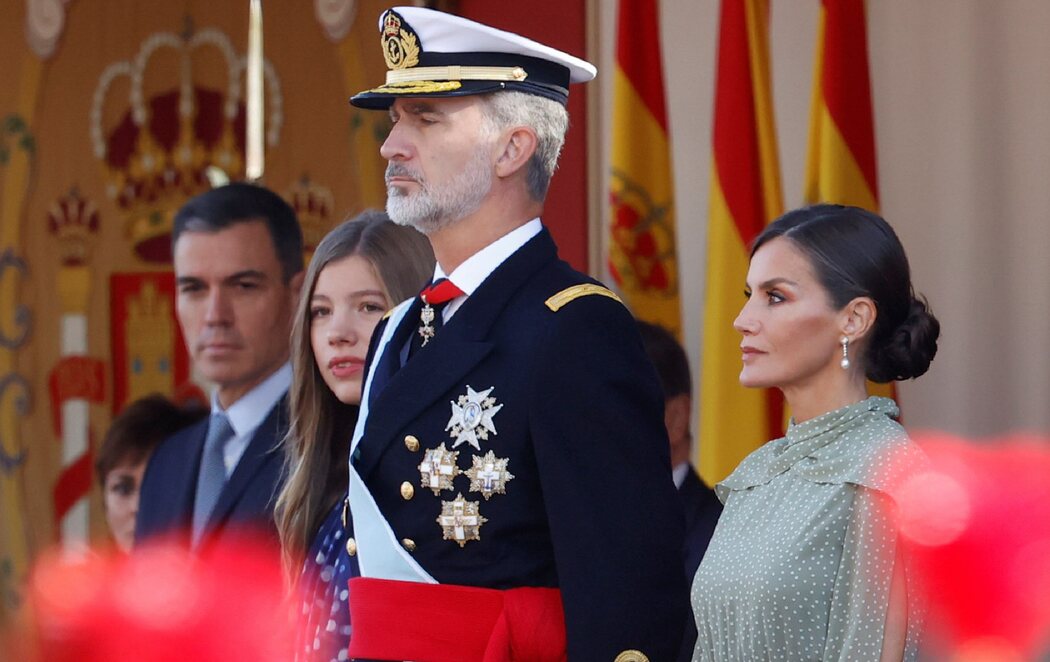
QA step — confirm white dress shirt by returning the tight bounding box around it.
[210,362,291,477]
[435,218,542,322]
[672,461,690,490]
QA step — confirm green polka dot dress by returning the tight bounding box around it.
[691,397,925,661]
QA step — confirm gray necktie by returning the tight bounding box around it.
[192,412,235,546]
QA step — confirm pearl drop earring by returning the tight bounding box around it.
[840,336,850,369]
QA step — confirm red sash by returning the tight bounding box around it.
[347,577,567,662]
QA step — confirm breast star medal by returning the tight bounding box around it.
[418,443,460,495]
[437,493,487,547]
[446,386,503,450]
[466,451,514,500]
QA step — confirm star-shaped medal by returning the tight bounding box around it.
[445,385,503,450]
[466,451,514,500]
[418,443,460,495]
[437,493,487,548]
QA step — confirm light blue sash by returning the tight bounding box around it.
[348,298,436,583]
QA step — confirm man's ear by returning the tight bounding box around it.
[494,126,538,179]
[288,270,305,310]
[665,393,691,446]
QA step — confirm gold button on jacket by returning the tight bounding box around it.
[400,481,415,500]
[401,538,416,552]
[404,435,420,451]
[345,537,357,556]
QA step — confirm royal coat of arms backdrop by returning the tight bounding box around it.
[0,0,395,621]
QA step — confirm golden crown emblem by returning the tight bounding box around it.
[47,187,100,267]
[125,278,177,402]
[383,11,403,38]
[381,10,420,71]
[285,175,335,252]
[91,23,283,263]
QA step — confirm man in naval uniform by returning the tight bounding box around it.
[344,7,689,661]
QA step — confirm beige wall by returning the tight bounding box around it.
[597,1,1050,441]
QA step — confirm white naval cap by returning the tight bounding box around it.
[350,6,597,109]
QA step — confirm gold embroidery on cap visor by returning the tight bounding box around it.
[382,11,420,70]
[366,80,464,95]
[385,65,528,85]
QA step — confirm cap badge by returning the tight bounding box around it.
[437,493,487,547]
[381,10,420,70]
[446,385,503,450]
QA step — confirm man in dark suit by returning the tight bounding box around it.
[136,183,303,550]
[342,7,689,662]
[636,320,723,661]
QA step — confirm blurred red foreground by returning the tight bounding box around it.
[9,534,290,662]
[895,433,1050,660]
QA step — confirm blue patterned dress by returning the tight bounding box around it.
[294,499,358,662]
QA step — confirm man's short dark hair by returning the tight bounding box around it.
[636,320,691,399]
[172,182,304,281]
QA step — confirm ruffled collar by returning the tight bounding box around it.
[716,396,901,500]
[784,396,898,448]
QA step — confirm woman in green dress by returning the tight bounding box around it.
[691,204,939,661]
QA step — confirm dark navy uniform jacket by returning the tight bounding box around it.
[135,398,287,550]
[353,227,690,661]
[677,464,723,662]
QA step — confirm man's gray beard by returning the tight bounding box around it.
[385,146,493,235]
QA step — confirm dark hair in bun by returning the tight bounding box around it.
[751,204,940,382]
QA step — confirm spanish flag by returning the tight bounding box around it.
[699,0,783,485]
[804,0,894,399]
[608,0,681,336]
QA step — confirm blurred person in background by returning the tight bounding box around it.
[95,394,207,552]
[636,319,722,662]
[275,211,433,662]
[136,182,304,550]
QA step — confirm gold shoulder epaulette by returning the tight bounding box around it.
[545,284,623,312]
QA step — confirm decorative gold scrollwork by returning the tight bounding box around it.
[0,249,31,349]
[0,373,31,475]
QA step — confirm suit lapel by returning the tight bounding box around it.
[354,228,558,480]
[206,396,286,530]
[368,297,422,408]
[355,338,493,479]
[173,420,209,530]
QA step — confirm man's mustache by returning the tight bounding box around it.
[385,163,424,186]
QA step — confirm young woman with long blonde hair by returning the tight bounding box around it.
[275,210,433,661]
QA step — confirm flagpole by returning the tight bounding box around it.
[246,0,264,182]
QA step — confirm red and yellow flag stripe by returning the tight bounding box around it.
[804,0,894,400]
[608,0,681,336]
[699,0,784,485]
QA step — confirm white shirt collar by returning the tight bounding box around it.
[672,462,691,490]
[211,362,291,438]
[433,218,542,322]
[434,218,542,295]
